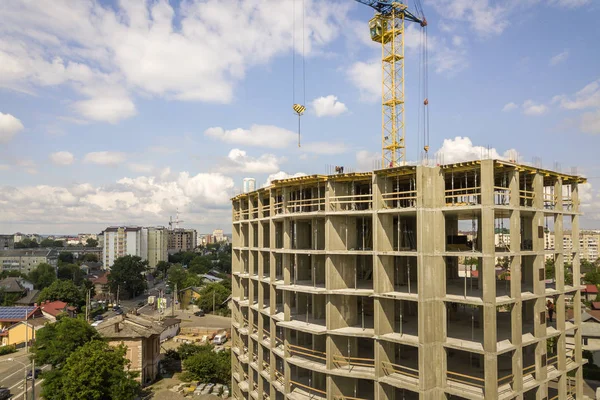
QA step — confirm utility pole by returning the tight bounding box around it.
[31,358,35,400]
[171,283,177,317]
[116,284,120,307]
[213,290,216,314]
[85,289,91,322]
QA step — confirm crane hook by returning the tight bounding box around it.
[293,104,305,147]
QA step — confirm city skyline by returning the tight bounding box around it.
[1,1,599,234]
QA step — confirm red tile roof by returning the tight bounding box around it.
[592,302,600,310]
[584,284,599,293]
[40,301,68,317]
[90,272,109,285]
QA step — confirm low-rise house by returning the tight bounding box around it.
[88,272,110,300]
[160,318,181,343]
[80,261,103,275]
[178,286,202,309]
[567,310,600,365]
[95,314,165,385]
[0,277,39,306]
[0,306,44,347]
[40,300,77,321]
[583,284,599,302]
[0,316,50,347]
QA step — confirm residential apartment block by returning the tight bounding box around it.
[231,159,585,400]
[0,249,59,273]
[0,235,14,250]
[146,227,169,269]
[102,226,168,269]
[545,230,600,264]
[168,228,197,252]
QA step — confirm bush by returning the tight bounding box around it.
[0,345,16,356]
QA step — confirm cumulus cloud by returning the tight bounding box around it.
[550,50,569,66]
[222,149,282,174]
[522,100,548,116]
[128,163,154,173]
[0,1,349,123]
[356,150,380,171]
[83,151,127,166]
[0,171,235,232]
[502,102,518,112]
[49,151,75,165]
[205,125,296,148]
[301,142,349,155]
[425,0,508,37]
[0,112,24,143]
[435,137,519,164]
[553,79,600,134]
[346,61,380,102]
[311,95,348,117]
[263,171,307,187]
[550,0,591,7]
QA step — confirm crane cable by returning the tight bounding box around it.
[292,0,306,147]
[414,0,429,161]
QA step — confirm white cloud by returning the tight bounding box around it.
[0,1,349,123]
[301,142,349,155]
[16,159,37,175]
[549,0,591,8]
[0,171,235,232]
[49,151,75,165]
[435,137,519,164]
[311,95,348,117]
[425,0,508,37]
[73,95,136,124]
[356,150,380,171]
[549,50,569,66]
[128,163,154,173]
[347,61,380,102]
[502,102,518,112]
[263,171,307,188]
[83,151,127,166]
[205,125,296,148]
[0,112,24,143]
[522,100,548,116]
[554,79,600,134]
[222,149,282,174]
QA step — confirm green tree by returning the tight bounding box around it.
[169,251,197,266]
[156,260,170,277]
[32,317,100,367]
[197,282,231,313]
[545,259,556,281]
[15,238,39,248]
[183,348,231,384]
[57,263,84,285]
[41,340,140,400]
[167,264,188,290]
[85,238,98,247]
[28,263,57,290]
[58,252,74,265]
[188,256,212,275]
[582,259,595,274]
[108,255,148,299]
[38,280,85,307]
[81,253,99,263]
[585,271,600,285]
[40,238,61,247]
[177,343,212,360]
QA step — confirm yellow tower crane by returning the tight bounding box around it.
[356,0,427,167]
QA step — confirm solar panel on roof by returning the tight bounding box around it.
[0,306,36,320]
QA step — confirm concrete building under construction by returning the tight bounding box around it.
[230,159,586,400]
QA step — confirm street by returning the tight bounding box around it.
[0,348,49,399]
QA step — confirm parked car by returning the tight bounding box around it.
[115,308,123,315]
[112,305,120,311]
[137,301,145,307]
[26,368,41,380]
[194,309,205,317]
[213,333,227,345]
[0,387,11,400]
[91,320,103,327]
[93,315,104,321]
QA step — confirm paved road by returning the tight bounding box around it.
[0,349,49,399]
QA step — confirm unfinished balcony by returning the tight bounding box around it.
[289,366,327,400]
[273,328,285,358]
[329,178,373,212]
[287,331,327,372]
[286,184,326,214]
[274,289,284,317]
[520,174,535,208]
[379,172,417,210]
[522,343,537,390]
[380,342,419,388]
[261,221,270,249]
[273,190,284,216]
[331,336,375,379]
[380,386,419,400]
[445,303,484,352]
[260,193,270,218]
[329,215,373,252]
[261,316,272,346]
[377,256,418,299]
[376,214,417,253]
[331,377,374,400]
[329,295,374,336]
[444,168,481,207]
[260,281,271,314]
[444,213,481,254]
[494,169,512,206]
[282,292,327,334]
[329,255,373,295]
[446,349,485,398]
[283,254,326,294]
[290,219,325,251]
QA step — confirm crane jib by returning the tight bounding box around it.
[354,0,424,24]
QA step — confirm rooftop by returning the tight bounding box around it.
[95,313,166,339]
[0,249,58,257]
[0,277,26,293]
[0,306,40,322]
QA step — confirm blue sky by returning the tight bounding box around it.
[0,0,599,234]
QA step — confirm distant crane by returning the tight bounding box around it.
[355,0,428,167]
[168,209,184,230]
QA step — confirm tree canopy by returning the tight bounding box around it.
[108,255,148,299]
[179,344,230,384]
[28,263,57,290]
[41,340,140,400]
[32,317,100,367]
[167,264,188,290]
[14,238,39,248]
[197,282,231,313]
[81,253,99,263]
[40,238,63,247]
[188,256,211,275]
[85,238,99,247]
[57,263,84,285]
[38,280,85,307]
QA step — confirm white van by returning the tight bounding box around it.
[213,334,227,345]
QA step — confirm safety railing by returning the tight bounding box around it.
[262,328,271,341]
[234,210,241,221]
[286,197,325,213]
[445,187,481,206]
[547,355,559,369]
[329,193,373,211]
[261,360,270,371]
[262,391,270,400]
[332,354,375,370]
[275,336,284,349]
[240,209,250,220]
[543,192,557,209]
[522,364,536,380]
[290,380,327,399]
[274,370,284,386]
[494,186,511,205]
[251,322,259,335]
[273,200,284,215]
[382,190,417,209]
[288,344,327,364]
[497,374,514,395]
[446,371,485,392]
[333,396,369,400]
[261,203,271,218]
[381,361,419,379]
[519,189,535,207]
[251,353,259,365]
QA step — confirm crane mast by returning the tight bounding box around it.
[358,0,426,167]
